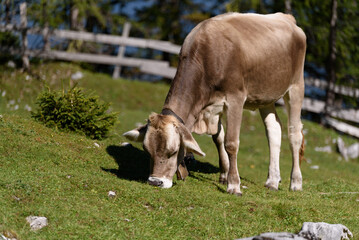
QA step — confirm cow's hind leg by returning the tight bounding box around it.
[212,121,229,184]
[259,105,282,190]
[284,85,304,191]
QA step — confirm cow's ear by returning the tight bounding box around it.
[178,124,205,157]
[123,124,147,142]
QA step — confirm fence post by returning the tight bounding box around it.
[20,2,30,70]
[112,22,131,79]
[42,1,50,52]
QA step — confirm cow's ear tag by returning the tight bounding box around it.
[176,159,189,180]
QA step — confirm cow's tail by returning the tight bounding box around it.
[299,130,305,165]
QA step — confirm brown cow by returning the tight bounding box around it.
[124,12,306,195]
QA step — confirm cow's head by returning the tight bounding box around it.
[123,113,205,188]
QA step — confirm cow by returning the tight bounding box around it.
[124,12,306,196]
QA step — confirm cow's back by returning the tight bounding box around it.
[181,12,306,109]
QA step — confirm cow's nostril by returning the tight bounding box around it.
[148,178,163,187]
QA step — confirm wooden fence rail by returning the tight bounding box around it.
[1,2,358,138]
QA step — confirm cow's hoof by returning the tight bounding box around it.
[265,185,279,191]
[219,173,228,184]
[227,187,242,196]
[290,178,302,191]
[219,177,227,185]
[265,181,279,191]
[290,185,302,191]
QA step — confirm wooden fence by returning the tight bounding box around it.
[1,3,358,138]
[0,3,179,79]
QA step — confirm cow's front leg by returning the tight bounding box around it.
[224,98,244,196]
[212,121,229,184]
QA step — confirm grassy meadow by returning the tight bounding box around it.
[0,62,358,239]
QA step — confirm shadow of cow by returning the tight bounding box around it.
[102,144,220,183]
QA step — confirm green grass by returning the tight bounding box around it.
[0,62,358,239]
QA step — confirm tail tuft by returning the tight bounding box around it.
[299,130,305,165]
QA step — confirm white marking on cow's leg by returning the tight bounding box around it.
[212,122,229,184]
[260,105,282,190]
[284,84,304,191]
[224,96,245,196]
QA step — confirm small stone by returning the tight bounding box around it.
[7,61,15,68]
[26,216,48,231]
[12,196,21,201]
[108,191,116,197]
[94,142,100,148]
[242,185,248,189]
[314,146,332,153]
[24,104,32,112]
[71,71,83,80]
[310,165,319,170]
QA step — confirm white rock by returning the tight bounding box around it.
[299,222,353,240]
[314,146,332,153]
[108,191,116,197]
[337,137,359,161]
[7,61,15,68]
[310,165,319,170]
[94,142,100,148]
[26,216,48,231]
[235,222,353,240]
[71,71,84,80]
[24,104,32,112]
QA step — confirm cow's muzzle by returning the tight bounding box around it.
[147,176,173,188]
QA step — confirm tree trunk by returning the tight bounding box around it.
[5,0,11,24]
[285,0,292,14]
[324,0,338,118]
[20,3,30,70]
[42,1,50,52]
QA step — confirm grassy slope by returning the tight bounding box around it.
[0,62,358,239]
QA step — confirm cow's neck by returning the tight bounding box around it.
[161,108,184,124]
[162,66,208,130]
